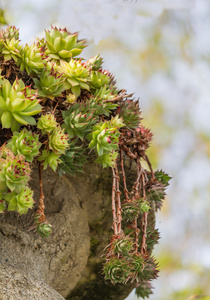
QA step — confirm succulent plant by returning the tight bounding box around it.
[93,84,118,100]
[88,121,121,156]
[17,43,46,75]
[62,103,97,140]
[33,66,67,99]
[89,70,111,91]
[7,129,41,162]
[110,115,125,128]
[118,99,142,129]
[3,186,34,214]
[137,256,159,282]
[95,151,118,168]
[37,113,58,135]
[103,257,131,284]
[34,212,52,238]
[83,54,103,71]
[49,127,69,154]
[0,37,22,62]
[146,170,171,211]
[65,92,77,104]
[58,59,89,96]
[58,142,87,176]
[38,149,61,172]
[0,152,31,193]
[0,78,42,131]
[0,26,20,40]
[113,236,134,256]
[130,253,144,274]
[44,26,86,61]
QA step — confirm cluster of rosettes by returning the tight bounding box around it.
[0,146,34,214]
[0,25,170,297]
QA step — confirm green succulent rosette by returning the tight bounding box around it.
[17,43,47,75]
[84,54,103,71]
[33,66,67,99]
[0,78,42,132]
[37,113,58,135]
[34,213,53,238]
[129,253,144,274]
[89,70,111,91]
[1,37,22,62]
[62,103,97,140]
[0,153,31,193]
[95,151,118,168]
[38,149,61,172]
[57,59,89,97]
[3,186,34,214]
[44,26,86,61]
[93,84,118,100]
[49,127,69,154]
[7,129,41,162]
[122,199,150,222]
[113,236,134,256]
[88,121,120,156]
[118,99,142,129]
[0,26,20,40]
[103,257,131,284]
[58,142,87,176]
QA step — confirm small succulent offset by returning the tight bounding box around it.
[49,127,69,154]
[83,54,103,71]
[34,212,52,238]
[0,78,42,131]
[38,150,61,172]
[44,26,86,61]
[37,113,58,135]
[7,129,41,162]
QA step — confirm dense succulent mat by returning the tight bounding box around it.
[0,25,170,298]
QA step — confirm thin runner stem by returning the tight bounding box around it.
[111,167,118,235]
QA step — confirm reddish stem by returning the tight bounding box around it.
[134,217,139,253]
[145,154,154,178]
[120,149,129,201]
[115,164,122,234]
[37,162,46,222]
[111,167,118,235]
[140,172,148,255]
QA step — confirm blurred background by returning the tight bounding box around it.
[1,0,210,299]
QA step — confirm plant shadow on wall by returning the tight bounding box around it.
[0,25,170,299]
